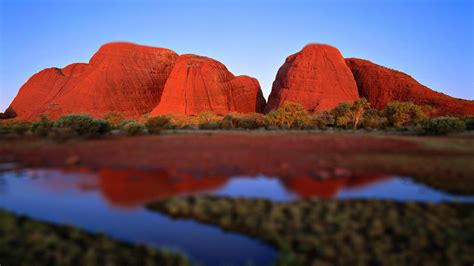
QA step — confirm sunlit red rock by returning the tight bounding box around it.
[150,54,266,115]
[345,58,474,116]
[6,42,178,120]
[265,44,359,113]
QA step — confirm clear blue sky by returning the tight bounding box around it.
[1,0,473,111]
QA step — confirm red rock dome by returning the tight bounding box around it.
[265,44,360,113]
[5,42,178,120]
[150,54,266,115]
[345,58,474,116]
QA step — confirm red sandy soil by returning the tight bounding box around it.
[0,132,415,176]
[1,132,473,193]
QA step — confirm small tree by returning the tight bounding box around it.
[424,117,466,135]
[145,115,173,134]
[197,112,217,124]
[121,121,146,136]
[330,99,371,129]
[351,98,371,129]
[31,114,53,137]
[361,108,387,129]
[54,114,111,137]
[102,112,126,127]
[265,102,311,129]
[382,101,427,128]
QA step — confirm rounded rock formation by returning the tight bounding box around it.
[265,44,360,113]
[345,58,474,116]
[150,54,266,115]
[6,42,178,120]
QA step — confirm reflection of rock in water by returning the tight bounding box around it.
[7,166,392,206]
[98,168,229,208]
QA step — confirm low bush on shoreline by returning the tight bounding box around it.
[147,195,474,266]
[1,100,472,138]
[0,209,189,266]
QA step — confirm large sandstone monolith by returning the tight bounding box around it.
[265,44,360,113]
[345,58,474,116]
[6,42,178,120]
[150,54,266,115]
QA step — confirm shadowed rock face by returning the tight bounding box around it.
[150,54,266,115]
[345,58,474,116]
[265,44,360,113]
[6,42,179,120]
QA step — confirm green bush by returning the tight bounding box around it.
[0,120,32,136]
[464,117,474,131]
[313,111,334,129]
[330,98,371,129]
[31,115,53,137]
[121,121,146,136]
[424,117,466,135]
[265,102,311,129]
[53,114,111,137]
[199,122,220,130]
[102,112,126,127]
[11,121,32,135]
[219,115,235,129]
[382,101,427,128]
[235,113,265,129]
[360,109,387,129]
[197,112,217,124]
[145,115,173,134]
[331,103,352,128]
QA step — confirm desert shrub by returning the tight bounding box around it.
[102,112,126,127]
[199,122,220,130]
[235,113,266,129]
[265,102,311,129]
[219,115,235,129]
[11,121,32,135]
[53,114,111,137]
[464,117,474,131]
[313,111,334,129]
[331,103,352,128]
[0,120,32,136]
[424,117,466,135]
[197,112,218,124]
[331,98,371,129]
[145,115,174,134]
[121,121,146,136]
[360,108,387,129]
[31,115,54,137]
[382,101,427,128]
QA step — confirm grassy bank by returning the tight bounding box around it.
[0,209,189,266]
[147,196,474,266]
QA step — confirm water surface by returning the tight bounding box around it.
[1,167,473,265]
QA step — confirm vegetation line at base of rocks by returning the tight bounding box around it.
[0,209,189,266]
[1,100,473,139]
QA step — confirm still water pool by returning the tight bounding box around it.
[1,167,473,265]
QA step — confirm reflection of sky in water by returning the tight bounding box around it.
[1,167,473,266]
[336,177,474,203]
[0,170,275,266]
[214,176,298,202]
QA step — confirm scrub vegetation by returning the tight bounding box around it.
[0,209,188,266]
[147,195,474,266]
[1,100,472,138]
